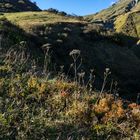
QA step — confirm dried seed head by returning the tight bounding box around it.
[78,71,85,78]
[70,63,74,67]
[105,68,110,72]
[90,69,94,73]
[60,65,64,70]
[69,49,81,56]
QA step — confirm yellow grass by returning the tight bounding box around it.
[4,11,83,31]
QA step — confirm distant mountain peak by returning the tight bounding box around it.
[0,0,41,12]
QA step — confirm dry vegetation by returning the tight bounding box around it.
[0,1,140,139]
[0,45,140,140]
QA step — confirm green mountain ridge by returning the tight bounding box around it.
[86,0,140,38]
[0,0,41,12]
[115,3,140,38]
[86,0,136,22]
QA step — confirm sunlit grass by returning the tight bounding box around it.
[4,11,83,31]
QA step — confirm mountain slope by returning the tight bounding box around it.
[85,0,140,38]
[0,0,41,12]
[0,11,140,100]
[115,2,140,38]
[3,11,82,32]
[86,0,136,22]
[0,1,140,99]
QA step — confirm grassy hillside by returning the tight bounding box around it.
[85,0,135,23]
[0,1,140,139]
[0,11,140,100]
[3,11,83,32]
[0,0,40,12]
[85,0,140,38]
[115,4,140,38]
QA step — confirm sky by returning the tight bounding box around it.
[32,0,118,16]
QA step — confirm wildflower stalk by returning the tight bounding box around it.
[69,49,81,83]
[43,46,51,76]
[109,79,114,94]
[100,68,111,95]
[86,69,95,92]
